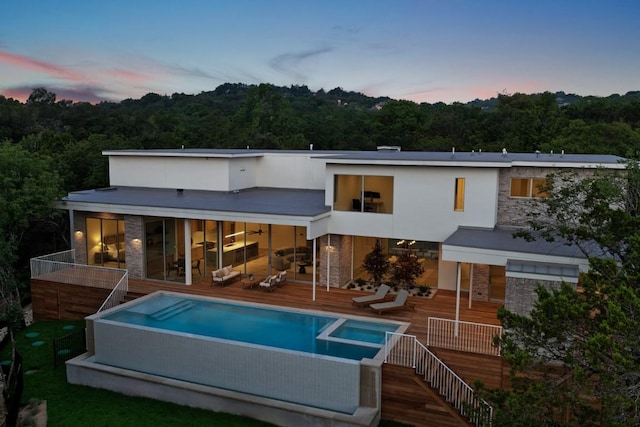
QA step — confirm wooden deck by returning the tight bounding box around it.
[32,273,509,426]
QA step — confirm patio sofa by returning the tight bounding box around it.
[272,246,313,271]
[211,264,241,286]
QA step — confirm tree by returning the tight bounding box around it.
[484,162,640,426]
[25,87,56,106]
[361,240,390,285]
[0,142,64,330]
[389,246,424,289]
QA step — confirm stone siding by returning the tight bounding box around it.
[504,276,575,316]
[124,215,144,279]
[497,166,596,227]
[73,211,88,264]
[471,264,490,302]
[318,234,353,287]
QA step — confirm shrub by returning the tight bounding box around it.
[362,240,390,285]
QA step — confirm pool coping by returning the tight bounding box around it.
[90,290,410,362]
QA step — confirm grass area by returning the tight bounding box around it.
[2,320,273,427]
[2,320,409,427]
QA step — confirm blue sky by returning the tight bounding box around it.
[1,0,639,104]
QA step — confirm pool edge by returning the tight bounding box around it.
[66,352,381,427]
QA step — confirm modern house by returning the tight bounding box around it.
[56,147,625,315]
[37,147,626,427]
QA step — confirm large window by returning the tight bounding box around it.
[454,178,465,211]
[145,218,177,281]
[510,178,548,198]
[86,217,125,268]
[333,174,394,213]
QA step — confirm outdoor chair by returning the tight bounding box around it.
[275,270,287,286]
[351,284,391,307]
[369,290,414,314]
[259,275,278,292]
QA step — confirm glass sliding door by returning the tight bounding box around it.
[86,217,126,268]
[144,218,179,282]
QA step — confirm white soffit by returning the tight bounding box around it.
[506,259,580,283]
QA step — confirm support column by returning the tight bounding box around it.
[184,220,191,285]
[455,262,461,337]
[312,238,317,301]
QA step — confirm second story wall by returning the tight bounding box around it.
[109,156,235,191]
[257,152,326,190]
[497,166,596,227]
[326,164,500,242]
[107,151,326,191]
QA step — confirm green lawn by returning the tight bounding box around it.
[2,320,409,427]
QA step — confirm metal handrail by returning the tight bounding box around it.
[97,271,129,312]
[385,331,493,426]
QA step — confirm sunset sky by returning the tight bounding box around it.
[1,0,639,104]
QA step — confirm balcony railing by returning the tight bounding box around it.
[427,317,502,356]
[31,249,127,290]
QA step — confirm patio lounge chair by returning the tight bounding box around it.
[275,270,287,286]
[259,275,278,292]
[351,284,391,307]
[369,290,414,314]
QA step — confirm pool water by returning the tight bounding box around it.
[330,320,397,345]
[103,293,401,361]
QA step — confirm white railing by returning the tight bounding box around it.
[97,271,129,312]
[427,317,503,356]
[31,252,127,290]
[385,332,493,427]
[30,249,76,277]
[31,249,129,313]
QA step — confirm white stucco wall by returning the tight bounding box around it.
[109,157,234,190]
[326,164,499,242]
[108,152,327,191]
[256,152,327,189]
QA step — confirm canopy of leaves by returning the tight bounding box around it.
[486,162,640,427]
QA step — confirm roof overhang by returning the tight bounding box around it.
[57,186,332,239]
[441,227,590,272]
[506,259,580,283]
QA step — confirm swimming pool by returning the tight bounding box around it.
[78,291,409,418]
[101,293,399,361]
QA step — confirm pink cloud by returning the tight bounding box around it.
[0,50,86,82]
[104,68,152,84]
[1,87,33,102]
[404,80,551,104]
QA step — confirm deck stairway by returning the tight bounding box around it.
[382,363,473,426]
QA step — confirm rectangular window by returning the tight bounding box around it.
[510,178,531,197]
[531,178,548,198]
[454,178,465,211]
[510,178,548,198]
[333,174,393,213]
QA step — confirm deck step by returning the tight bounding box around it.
[150,300,196,320]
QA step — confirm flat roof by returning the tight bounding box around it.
[61,186,330,217]
[443,226,588,259]
[102,148,626,168]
